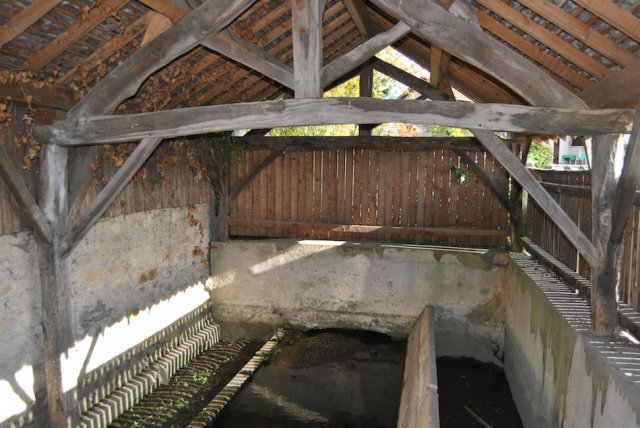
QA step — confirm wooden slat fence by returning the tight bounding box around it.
[229,148,510,247]
[0,138,214,235]
[526,170,640,310]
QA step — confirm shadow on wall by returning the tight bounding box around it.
[0,204,213,426]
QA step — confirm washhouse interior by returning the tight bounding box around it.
[1,0,640,427]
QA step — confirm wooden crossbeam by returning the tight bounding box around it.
[372,58,451,101]
[474,0,611,81]
[136,0,186,20]
[321,21,411,87]
[475,11,591,90]
[0,146,53,243]
[61,138,163,255]
[371,0,585,108]
[291,0,326,98]
[517,0,637,67]
[40,99,633,145]
[24,0,129,71]
[571,0,640,43]
[473,129,596,266]
[0,0,62,48]
[580,61,640,108]
[236,135,484,151]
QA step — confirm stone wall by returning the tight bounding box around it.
[0,204,212,426]
[209,240,509,363]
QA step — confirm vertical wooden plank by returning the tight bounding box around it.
[384,150,395,242]
[393,150,403,242]
[274,153,284,237]
[321,150,330,234]
[267,151,276,236]
[423,149,435,244]
[305,151,314,238]
[297,151,307,237]
[345,149,355,238]
[283,152,292,237]
[415,152,426,244]
[252,151,262,236]
[368,150,379,229]
[407,151,417,242]
[360,150,371,232]
[438,149,449,244]
[377,148,387,232]
[336,150,345,240]
[327,149,338,239]
[353,149,363,237]
[448,151,459,246]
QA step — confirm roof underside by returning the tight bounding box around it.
[0,0,638,113]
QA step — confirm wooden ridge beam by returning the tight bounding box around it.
[580,61,640,108]
[517,0,637,67]
[473,128,596,266]
[61,137,163,255]
[371,0,586,108]
[474,0,611,81]
[321,21,411,87]
[291,0,326,98]
[236,135,484,151]
[24,0,129,71]
[372,58,451,101]
[40,98,634,146]
[571,0,640,43]
[0,0,62,48]
[0,146,53,243]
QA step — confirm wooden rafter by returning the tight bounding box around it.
[291,0,326,98]
[430,0,458,89]
[0,146,53,243]
[474,0,611,80]
[41,98,633,145]
[136,0,185,20]
[571,0,640,43]
[475,11,591,91]
[57,12,156,84]
[371,0,585,108]
[372,58,451,101]
[24,0,129,71]
[0,0,62,48]
[517,0,636,67]
[342,0,373,36]
[202,29,294,88]
[321,21,411,87]
[69,0,256,117]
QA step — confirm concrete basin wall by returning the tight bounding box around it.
[506,255,640,428]
[209,240,509,364]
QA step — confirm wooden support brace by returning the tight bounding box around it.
[61,138,163,255]
[0,146,53,243]
[455,149,511,212]
[473,129,596,266]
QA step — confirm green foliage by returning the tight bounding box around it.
[192,369,212,385]
[527,143,553,168]
[175,397,190,411]
[427,125,473,137]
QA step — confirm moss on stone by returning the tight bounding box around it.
[457,253,492,271]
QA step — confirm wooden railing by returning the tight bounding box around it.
[526,170,640,310]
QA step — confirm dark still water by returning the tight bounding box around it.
[215,329,406,427]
